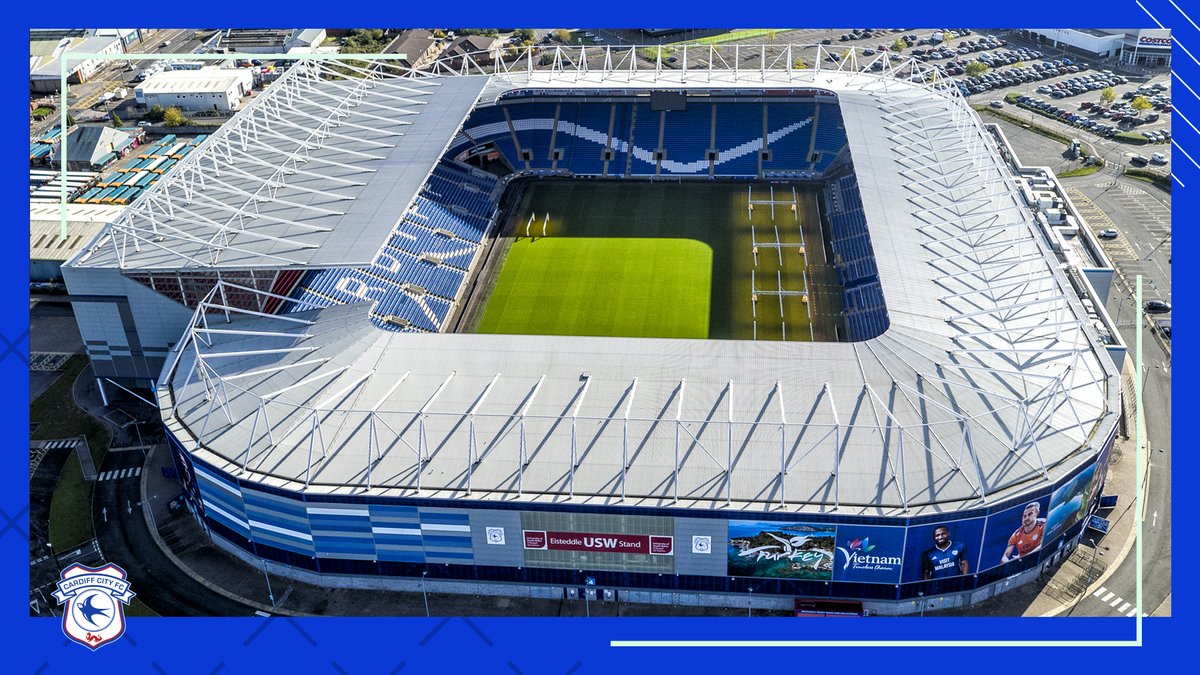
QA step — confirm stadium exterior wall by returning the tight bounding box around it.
[61,265,193,385]
[167,422,1116,614]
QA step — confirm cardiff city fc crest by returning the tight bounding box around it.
[52,563,136,650]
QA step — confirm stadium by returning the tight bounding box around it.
[62,43,1121,614]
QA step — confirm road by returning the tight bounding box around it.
[1050,145,1171,616]
[90,443,257,616]
[1072,283,1172,617]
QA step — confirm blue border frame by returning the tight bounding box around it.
[7,3,1188,670]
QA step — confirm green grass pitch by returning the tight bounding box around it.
[472,181,840,341]
[475,237,712,338]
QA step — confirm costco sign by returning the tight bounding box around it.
[523,530,674,555]
[1138,36,1172,46]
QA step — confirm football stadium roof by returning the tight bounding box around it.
[70,62,489,270]
[154,46,1119,517]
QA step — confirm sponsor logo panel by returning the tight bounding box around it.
[727,521,834,580]
[832,525,906,584]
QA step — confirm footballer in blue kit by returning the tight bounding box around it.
[922,526,969,579]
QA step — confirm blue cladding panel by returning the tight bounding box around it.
[194,466,251,539]
[370,504,425,562]
[420,508,474,563]
[241,487,315,556]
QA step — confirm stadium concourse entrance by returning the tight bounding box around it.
[455,177,846,342]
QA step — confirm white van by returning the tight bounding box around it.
[1151,152,1168,164]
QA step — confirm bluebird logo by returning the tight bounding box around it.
[53,563,136,650]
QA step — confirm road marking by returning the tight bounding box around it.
[1093,586,1107,598]
[97,467,142,482]
[1109,595,1124,607]
[1118,602,1131,613]
[1100,591,1115,602]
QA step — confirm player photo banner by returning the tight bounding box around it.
[727,521,834,580]
[832,525,907,584]
[978,496,1052,572]
[900,517,985,584]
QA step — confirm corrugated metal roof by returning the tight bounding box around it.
[68,66,490,270]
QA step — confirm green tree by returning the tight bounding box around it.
[64,113,75,127]
[433,29,446,39]
[964,61,989,77]
[1131,95,1152,111]
[553,29,572,43]
[110,112,123,127]
[514,29,537,43]
[162,106,191,127]
[1100,86,1115,104]
[767,30,778,41]
[146,104,166,122]
[793,59,809,69]
[892,38,907,52]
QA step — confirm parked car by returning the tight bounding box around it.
[1144,300,1172,313]
[1098,229,1119,239]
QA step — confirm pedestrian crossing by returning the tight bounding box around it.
[1092,585,1149,618]
[96,467,142,482]
[43,439,79,450]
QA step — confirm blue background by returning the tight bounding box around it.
[901,517,985,583]
[5,2,1188,671]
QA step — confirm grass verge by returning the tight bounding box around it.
[976,107,1072,145]
[1057,164,1104,178]
[1114,131,1150,145]
[679,30,781,45]
[1123,167,1171,192]
[31,355,109,464]
[33,355,110,552]
[48,456,91,551]
[126,597,160,617]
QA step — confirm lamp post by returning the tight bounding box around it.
[918,591,925,617]
[421,571,430,617]
[747,587,753,618]
[1087,538,1099,584]
[261,558,276,608]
